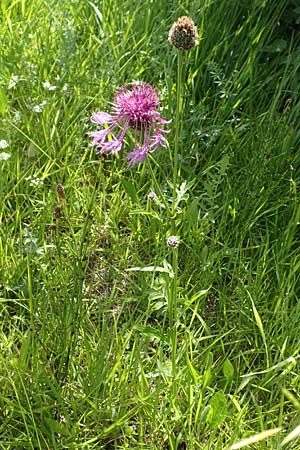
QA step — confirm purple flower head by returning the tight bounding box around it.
[89,82,171,167]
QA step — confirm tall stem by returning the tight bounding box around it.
[169,51,183,388]
[170,246,178,384]
[172,50,183,219]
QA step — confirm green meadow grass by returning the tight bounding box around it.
[1,0,300,448]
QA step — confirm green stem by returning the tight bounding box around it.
[172,50,183,219]
[170,246,178,383]
[169,51,184,386]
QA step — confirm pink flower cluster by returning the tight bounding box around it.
[89,82,171,167]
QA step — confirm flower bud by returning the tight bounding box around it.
[166,235,180,248]
[147,192,157,201]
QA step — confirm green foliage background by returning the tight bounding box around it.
[0,0,300,448]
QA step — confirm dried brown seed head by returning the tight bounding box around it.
[168,16,198,51]
[57,184,65,199]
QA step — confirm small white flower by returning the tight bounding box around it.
[42,80,56,91]
[12,110,22,124]
[0,140,9,149]
[32,101,47,113]
[0,152,11,161]
[25,175,43,187]
[32,105,42,113]
[8,75,23,89]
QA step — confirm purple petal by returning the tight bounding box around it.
[159,127,171,134]
[149,124,170,150]
[155,114,172,124]
[150,133,167,150]
[98,139,122,154]
[89,128,112,145]
[91,111,116,125]
[126,145,149,167]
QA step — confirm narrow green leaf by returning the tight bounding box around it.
[0,86,7,116]
[186,354,199,384]
[19,331,32,369]
[230,427,282,449]
[281,387,300,411]
[127,265,172,274]
[198,405,211,424]
[127,260,174,277]
[246,289,269,366]
[133,325,167,343]
[279,425,300,448]
[185,288,210,308]
[240,356,296,378]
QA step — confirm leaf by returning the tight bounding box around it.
[279,425,300,448]
[19,331,31,369]
[185,198,199,230]
[121,179,139,204]
[219,154,230,176]
[0,86,7,116]
[150,300,166,312]
[27,142,36,158]
[127,260,174,278]
[223,358,234,380]
[184,288,210,309]
[209,391,227,428]
[186,354,199,384]
[230,428,282,449]
[45,418,69,436]
[174,180,194,209]
[237,357,296,392]
[267,39,287,53]
[240,356,296,378]
[198,405,211,424]
[247,289,268,365]
[127,265,173,275]
[203,365,212,389]
[133,325,167,343]
[281,387,300,411]
[88,1,103,22]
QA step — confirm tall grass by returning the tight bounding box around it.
[1,0,300,448]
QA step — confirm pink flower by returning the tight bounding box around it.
[89,82,171,167]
